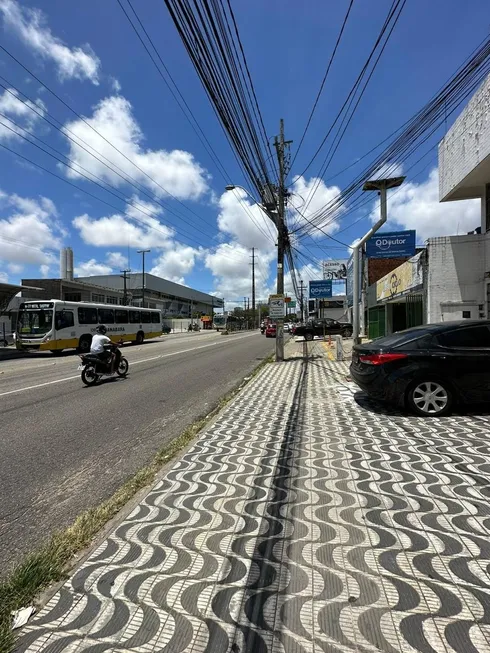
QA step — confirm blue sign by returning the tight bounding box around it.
[366,230,416,259]
[309,280,332,298]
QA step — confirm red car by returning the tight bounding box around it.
[265,324,277,338]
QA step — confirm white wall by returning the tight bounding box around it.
[427,234,486,323]
[439,73,490,202]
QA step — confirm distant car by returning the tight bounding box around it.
[265,324,277,338]
[350,320,490,417]
[293,318,353,341]
[284,323,290,332]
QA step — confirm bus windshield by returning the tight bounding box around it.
[17,309,53,336]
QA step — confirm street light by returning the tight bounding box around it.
[137,249,151,308]
[352,176,405,344]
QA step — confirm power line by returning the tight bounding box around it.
[289,0,355,174]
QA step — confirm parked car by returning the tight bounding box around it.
[265,324,277,338]
[350,320,490,417]
[293,318,353,341]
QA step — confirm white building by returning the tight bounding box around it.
[433,71,490,321]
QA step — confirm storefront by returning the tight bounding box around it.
[368,251,425,338]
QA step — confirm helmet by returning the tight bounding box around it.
[96,325,107,335]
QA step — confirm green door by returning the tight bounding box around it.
[368,306,386,340]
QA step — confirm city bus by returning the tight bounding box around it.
[212,314,227,331]
[16,300,163,354]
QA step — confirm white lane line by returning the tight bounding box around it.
[0,332,259,398]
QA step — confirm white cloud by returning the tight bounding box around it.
[110,77,122,94]
[74,258,113,277]
[0,270,8,282]
[150,244,203,285]
[7,262,23,273]
[0,87,46,142]
[371,168,481,241]
[217,188,277,250]
[289,176,344,237]
[106,251,128,269]
[0,0,101,84]
[0,190,62,266]
[63,96,209,200]
[73,211,174,249]
[40,264,50,278]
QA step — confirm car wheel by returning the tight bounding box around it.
[135,331,144,345]
[305,332,314,341]
[406,379,453,417]
[342,328,353,338]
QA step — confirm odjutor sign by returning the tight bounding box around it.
[366,230,416,259]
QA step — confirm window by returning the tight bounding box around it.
[129,310,141,324]
[55,310,74,330]
[78,307,98,325]
[141,311,152,324]
[106,295,118,305]
[92,293,105,303]
[115,309,128,324]
[98,308,114,324]
[64,293,81,302]
[151,312,160,324]
[462,311,471,319]
[438,325,490,348]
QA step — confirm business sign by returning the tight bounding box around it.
[269,294,285,319]
[376,252,423,301]
[366,230,416,259]
[309,280,332,299]
[346,250,362,307]
[323,260,347,280]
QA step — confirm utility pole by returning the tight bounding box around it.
[299,279,307,323]
[137,249,150,308]
[120,269,130,305]
[251,247,256,329]
[273,119,290,362]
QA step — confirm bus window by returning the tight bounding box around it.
[98,308,114,324]
[115,309,128,324]
[141,311,152,323]
[55,310,74,330]
[130,310,141,324]
[151,312,160,323]
[78,306,98,325]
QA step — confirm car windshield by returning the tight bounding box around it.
[17,309,53,336]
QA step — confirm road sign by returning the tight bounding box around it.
[288,300,296,308]
[366,230,416,259]
[309,280,332,299]
[269,294,285,319]
[284,296,292,303]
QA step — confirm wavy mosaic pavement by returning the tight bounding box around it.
[17,352,490,653]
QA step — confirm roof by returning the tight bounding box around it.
[0,282,43,314]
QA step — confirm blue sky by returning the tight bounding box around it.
[0,0,487,305]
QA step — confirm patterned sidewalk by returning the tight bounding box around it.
[16,344,490,653]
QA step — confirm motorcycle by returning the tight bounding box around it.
[78,343,129,386]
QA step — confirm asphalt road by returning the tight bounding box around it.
[0,331,274,574]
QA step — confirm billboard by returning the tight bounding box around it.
[323,260,347,280]
[309,280,332,298]
[376,252,423,301]
[366,230,416,259]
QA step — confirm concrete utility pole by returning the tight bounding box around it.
[137,249,150,308]
[251,247,256,329]
[353,176,405,344]
[299,279,307,323]
[120,269,130,306]
[274,119,287,361]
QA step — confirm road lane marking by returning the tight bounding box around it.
[0,332,259,398]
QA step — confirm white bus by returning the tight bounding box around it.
[16,300,163,354]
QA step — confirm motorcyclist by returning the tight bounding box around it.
[90,325,114,370]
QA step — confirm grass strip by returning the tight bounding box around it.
[0,353,273,653]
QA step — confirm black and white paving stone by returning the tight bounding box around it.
[16,355,490,653]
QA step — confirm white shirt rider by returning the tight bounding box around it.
[91,333,111,354]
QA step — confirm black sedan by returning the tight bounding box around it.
[350,320,490,417]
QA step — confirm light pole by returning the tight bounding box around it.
[353,176,405,344]
[137,249,151,308]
